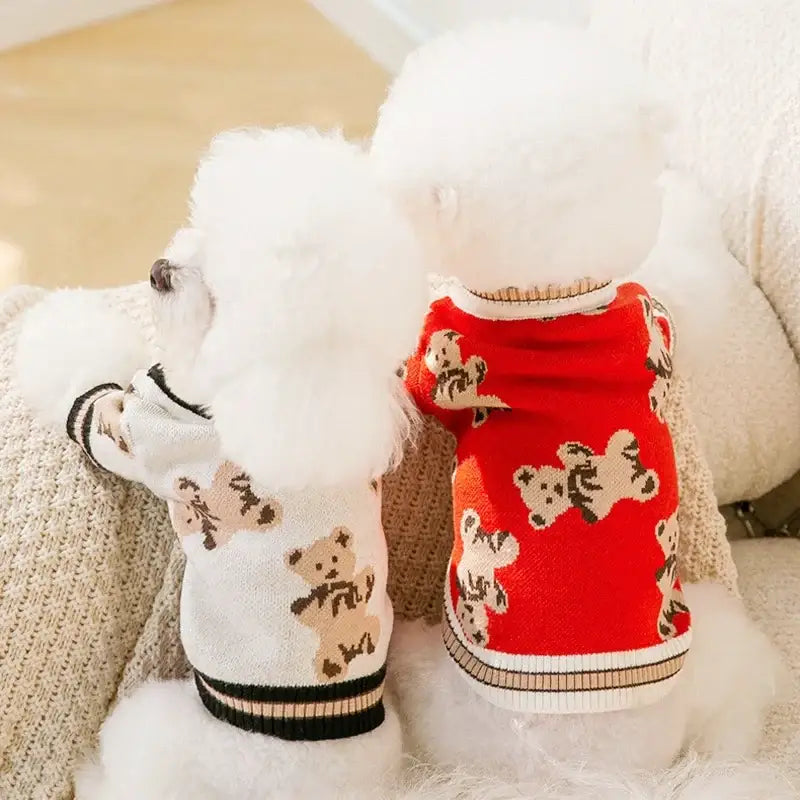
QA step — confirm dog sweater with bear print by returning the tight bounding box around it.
[403,280,691,714]
[67,365,392,740]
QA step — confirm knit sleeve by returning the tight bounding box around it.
[67,380,149,484]
[65,367,190,498]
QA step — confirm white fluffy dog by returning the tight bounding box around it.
[371,20,784,795]
[63,127,427,800]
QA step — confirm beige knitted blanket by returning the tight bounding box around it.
[0,284,736,800]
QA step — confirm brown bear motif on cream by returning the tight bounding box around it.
[425,329,509,427]
[654,512,689,639]
[514,429,659,530]
[170,461,282,550]
[286,527,381,682]
[94,391,131,454]
[455,509,520,646]
[641,296,673,422]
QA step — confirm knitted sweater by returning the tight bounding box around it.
[67,365,392,740]
[404,280,691,714]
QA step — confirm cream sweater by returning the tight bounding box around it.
[68,365,392,741]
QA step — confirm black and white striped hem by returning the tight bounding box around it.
[66,383,122,468]
[194,665,387,741]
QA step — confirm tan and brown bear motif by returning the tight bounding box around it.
[641,296,673,422]
[514,429,659,530]
[654,512,689,639]
[286,527,380,682]
[455,509,519,646]
[424,329,509,427]
[94,392,130,454]
[170,461,282,550]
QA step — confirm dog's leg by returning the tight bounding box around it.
[76,678,402,800]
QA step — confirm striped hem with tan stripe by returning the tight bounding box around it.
[443,616,689,714]
[193,666,387,741]
[471,278,612,303]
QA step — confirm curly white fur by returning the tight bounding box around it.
[371,20,670,291]
[153,127,427,490]
[393,755,796,800]
[14,289,150,428]
[75,680,403,800]
[388,583,785,796]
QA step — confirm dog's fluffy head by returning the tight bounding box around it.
[371,21,669,292]
[151,127,427,490]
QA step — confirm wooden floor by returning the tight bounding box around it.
[0,0,389,289]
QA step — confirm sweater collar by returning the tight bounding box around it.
[431,276,618,321]
[145,364,212,421]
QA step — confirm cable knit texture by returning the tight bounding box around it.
[1,282,736,797]
[0,285,181,800]
[669,377,738,594]
[384,418,455,624]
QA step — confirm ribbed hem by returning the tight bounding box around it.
[194,666,387,741]
[443,598,690,714]
[435,278,618,321]
[67,383,122,443]
[471,278,611,302]
[67,383,122,469]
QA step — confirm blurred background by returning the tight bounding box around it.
[0,0,588,291]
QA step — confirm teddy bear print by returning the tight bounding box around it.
[94,391,131,454]
[424,329,509,427]
[454,509,520,646]
[654,512,689,639]
[286,527,380,682]
[514,429,659,529]
[170,461,282,550]
[641,296,673,422]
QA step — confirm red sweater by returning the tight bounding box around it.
[404,280,690,714]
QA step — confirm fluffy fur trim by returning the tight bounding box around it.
[187,128,427,489]
[393,756,796,800]
[75,679,403,800]
[371,20,671,291]
[14,289,150,429]
[387,583,784,790]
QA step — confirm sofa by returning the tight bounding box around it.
[2,1,800,797]
[590,0,800,785]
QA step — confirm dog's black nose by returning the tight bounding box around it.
[150,259,172,292]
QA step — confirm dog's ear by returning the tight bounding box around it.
[432,184,459,225]
[186,128,429,491]
[208,357,420,492]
